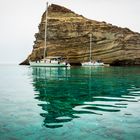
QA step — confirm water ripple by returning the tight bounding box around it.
[31,67,140,128]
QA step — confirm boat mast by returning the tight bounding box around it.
[90,34,92,62]
[44,2,48,60]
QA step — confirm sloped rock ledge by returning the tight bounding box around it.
[21,4,140,66]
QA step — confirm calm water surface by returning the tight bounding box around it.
[0,65,140,140]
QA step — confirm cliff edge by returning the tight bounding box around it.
[21,4,140,66]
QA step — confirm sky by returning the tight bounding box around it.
[0,0,140,64]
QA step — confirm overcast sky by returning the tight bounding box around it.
[0,0,140,64]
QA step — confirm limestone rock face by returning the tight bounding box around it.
[22,4,140,65]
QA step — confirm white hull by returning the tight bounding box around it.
[29,62,69,67]
[82,61,104,66]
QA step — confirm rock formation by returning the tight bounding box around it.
[21,4,140,65]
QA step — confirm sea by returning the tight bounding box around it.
[0,64,140,140]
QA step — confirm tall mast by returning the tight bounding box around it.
[44,2,48,60]
[90,34,92,62]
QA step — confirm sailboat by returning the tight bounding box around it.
[29,2,69,67]
[82,34,104,66]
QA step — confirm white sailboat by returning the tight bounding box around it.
[29,2,69,67]
[82,34,104,66]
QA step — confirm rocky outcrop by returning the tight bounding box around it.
[21,4,140,65]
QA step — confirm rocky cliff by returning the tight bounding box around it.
[21,4,140,65]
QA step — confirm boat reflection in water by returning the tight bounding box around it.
[31,67,140,129]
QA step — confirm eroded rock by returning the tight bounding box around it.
[21,4,140,66]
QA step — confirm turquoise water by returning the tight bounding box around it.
[0,65,140,140]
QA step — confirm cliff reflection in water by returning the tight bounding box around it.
[31,67,140,128]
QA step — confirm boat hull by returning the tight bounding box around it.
[82,62,104,66]
[29,62,68,67]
